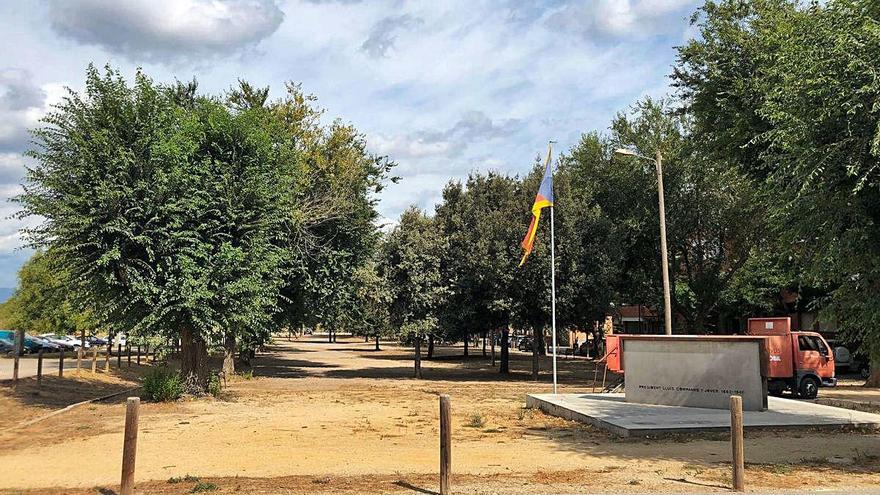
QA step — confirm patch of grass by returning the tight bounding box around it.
[168,474,200,484]
[143,367,183,402]
[237,370,254,380]
[482,427,503,434]
[190,481,218,492]
[627,479,640,485]
[465,412,485,428]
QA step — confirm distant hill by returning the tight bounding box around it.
[0,288,14,303]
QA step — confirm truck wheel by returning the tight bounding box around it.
[798,376,819,399]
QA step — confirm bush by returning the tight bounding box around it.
[208,374,222,398]
[143,367,183,402]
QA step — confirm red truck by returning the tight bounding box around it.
[605,317,836,399]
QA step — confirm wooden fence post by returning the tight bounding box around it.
[118,344,122,368]
[91,346,98,373]
[37,349,44,388]
[58,348,64,377]
[730,395,745,492]
[12,329,22,385]
[137,345,141,365]
[127,344,131,367]
[76,346,83,374]
[440,394,451,495]
[105,342,111,371]
[120,397,140,495]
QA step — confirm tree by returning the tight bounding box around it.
[674,0,880,384]
[435,173,523,371]
[350,258,392,350]
[381,207,445,378]
[0,250,95,336]
[20,67,289,391]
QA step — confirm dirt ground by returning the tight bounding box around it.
[1,336,879,494]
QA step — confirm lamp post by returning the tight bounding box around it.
[614,147,672,336]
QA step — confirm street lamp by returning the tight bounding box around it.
[614,147,673,336]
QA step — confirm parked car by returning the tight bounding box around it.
[828,339,871,379]
[30,336,61,351]
[517,337,534,352]
[0,337,15,354]
[0,330,41,353]
[64,335,90,348]
[39,334,77,351]
[87,335,109,346]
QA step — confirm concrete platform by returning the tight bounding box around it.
[526,393,880,437]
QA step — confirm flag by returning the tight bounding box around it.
[519,145,554,266]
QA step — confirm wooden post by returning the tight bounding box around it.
[127,345,131,367]
[120,397,140,495]
[730,395,745,492]
[144,344,149,364]
[440,394,451,495]
[12,329,22,385]
[105,342,111,371]
[76,346,83,374]
[91,346,98,373]
[118,344,122,368]
[59,348,64,377]
[37,349,44,388]
[137,345,141,365]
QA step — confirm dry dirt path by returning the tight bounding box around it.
[1,336,879,494]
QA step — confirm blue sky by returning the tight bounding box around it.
[0,0,701,288]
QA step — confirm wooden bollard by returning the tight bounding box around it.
[117,344,122,368]
[120,397,140,495]
[12,330,21,385]
[137,345,141,365]
[76,346,83,373]
[730,395,745,492]
[127,345,131,367]
[105,343,112,371]
[440,394,451,495]
[58,348,64,377]
[91,346,98,373]
[37,349,44,388]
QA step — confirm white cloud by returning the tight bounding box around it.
[47,0,284,63]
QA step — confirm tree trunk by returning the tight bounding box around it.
[491,329,496,366]
[866,354,880,388]
[328,329,333,343]
[222,333,236,376]
[332,329,337,343]
[375,334,380,351]
[482,333,487,356]
[464,331,469,357]
[427,334,435,359]
[532,326,540,381]
[500,328,509,374]
[180,326,209,393]
[414,336,422,379]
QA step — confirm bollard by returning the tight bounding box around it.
[106,342,111,371]
[118,343,122,368]
[76,346,83,374]
[59,348,64,377]
[120,397,140,495]
[127,345,131,367]
[37,349,44,388]
[440,394,451,495]
[12,330,22,385]
[137,345,141,365]
[730,395,745,492]
[91,346,98,373]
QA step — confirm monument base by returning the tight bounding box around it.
[526,393,880,437]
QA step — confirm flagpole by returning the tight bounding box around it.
[550,203,557,394]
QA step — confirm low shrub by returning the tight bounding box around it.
[143,367,183,402]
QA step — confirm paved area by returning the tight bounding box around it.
[527,393,880,437]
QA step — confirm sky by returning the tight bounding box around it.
[0,0,701,289]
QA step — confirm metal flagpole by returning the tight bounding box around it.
[550,204,557,394]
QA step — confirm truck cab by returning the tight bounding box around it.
[747,317,836,399]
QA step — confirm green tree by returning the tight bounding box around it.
[381,207,445,378]
[21,66,287,391]
[674,0,880,384]
[0,250,95,336]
